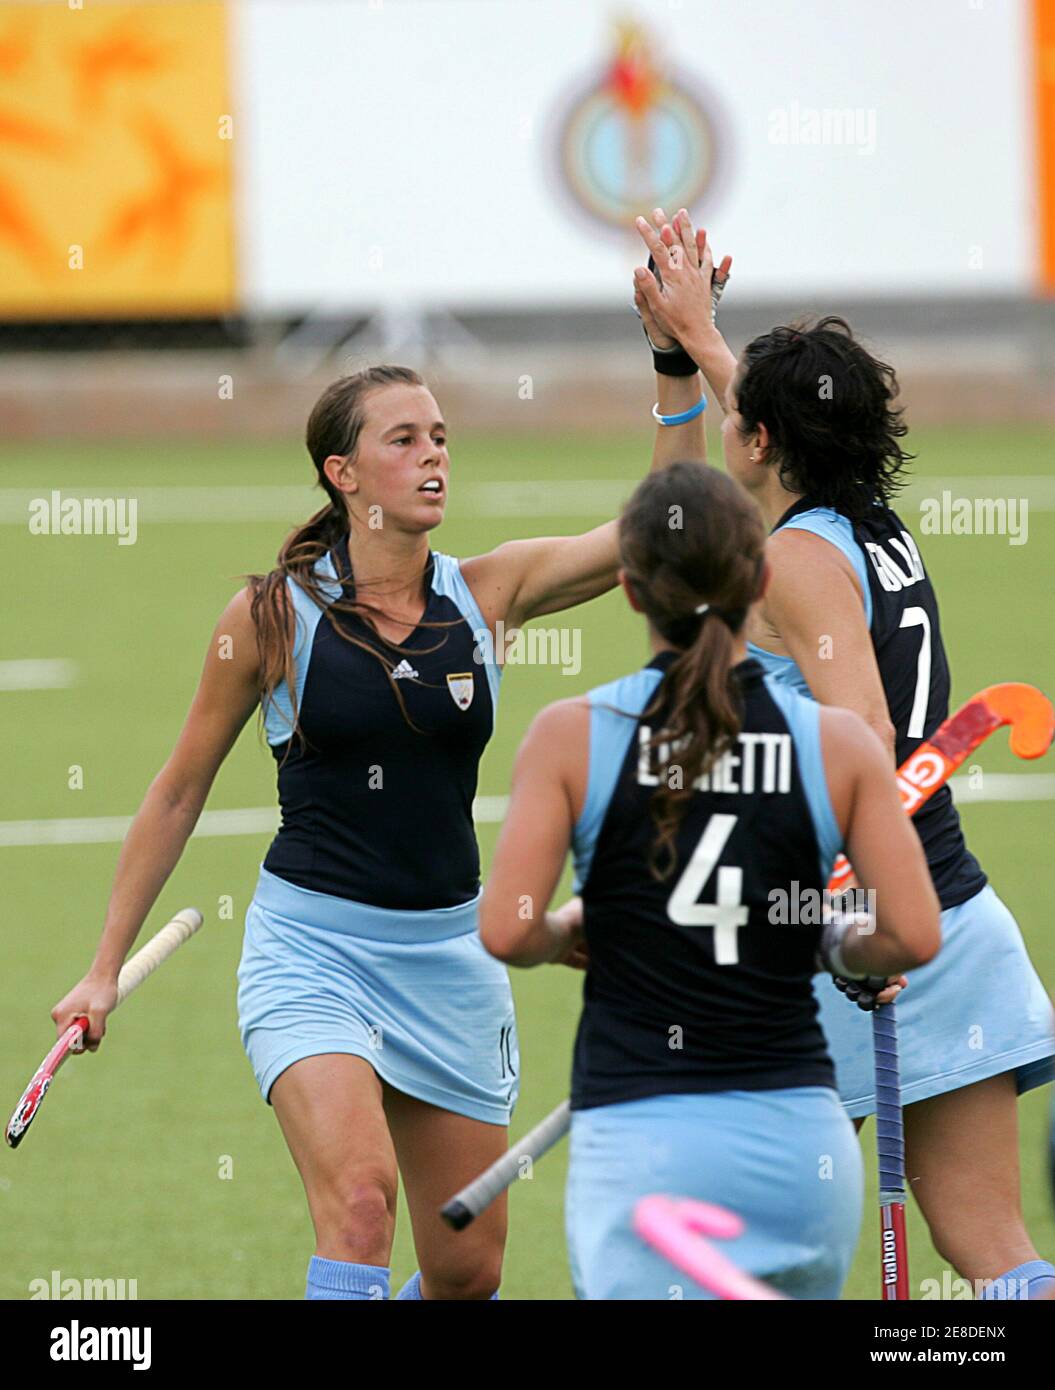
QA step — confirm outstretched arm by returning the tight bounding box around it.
[461,213,730,631]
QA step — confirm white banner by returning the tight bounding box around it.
[235,0,1033,310]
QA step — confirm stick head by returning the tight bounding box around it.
[634,1195,786,1300]
[4,1016,88,1149]
[977,683,1055,760]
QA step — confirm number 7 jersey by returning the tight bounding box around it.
[569,654,840,1111]
[749,499,986,911]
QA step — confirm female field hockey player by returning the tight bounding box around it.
[50,360,709,1302]
[634,209,1055,1299]
[480,462,940,1299]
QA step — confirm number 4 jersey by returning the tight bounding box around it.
[749,499,985,910]
[570,654,839,1111]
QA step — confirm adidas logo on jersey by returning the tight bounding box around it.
[391,659,420,680]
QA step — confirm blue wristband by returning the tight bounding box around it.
[652,395,707,427]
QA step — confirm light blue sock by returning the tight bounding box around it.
[306,1255,390,1301]
[978,1259,1055,1300]
[395,1269,499,1300]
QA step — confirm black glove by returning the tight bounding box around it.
[818,910,888,1012]
[833,974,891,1013]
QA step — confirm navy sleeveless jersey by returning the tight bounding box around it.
[752,498,985,911]
[260,537,501,909]
[569,654,841,1111]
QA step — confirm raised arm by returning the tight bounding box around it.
[50,588,263,1047]
[633,208,709,471]
[633,208,737,412]
[460,215,730,631]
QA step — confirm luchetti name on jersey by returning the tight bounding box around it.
[636,727,793,794]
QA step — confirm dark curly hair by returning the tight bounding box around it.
[734,315,913,518]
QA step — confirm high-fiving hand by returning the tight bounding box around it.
[633,206,731,351]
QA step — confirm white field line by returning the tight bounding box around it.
[948,773,1055,803]
[0,779,1050,848]
[1,476,1054,523]
[0,796,510,848]
[0,659,78,691]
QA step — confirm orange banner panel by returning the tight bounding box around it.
[0,0,235,317]
[1036,0,1055,292]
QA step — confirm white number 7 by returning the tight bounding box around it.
[900,606,932,740]
[666,813,748,965]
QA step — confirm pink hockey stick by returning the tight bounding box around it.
[634,1195,787,1300]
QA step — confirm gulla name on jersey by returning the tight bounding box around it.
[863,530,925,593]
[636,727,793,794]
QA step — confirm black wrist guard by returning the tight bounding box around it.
[647,328,700,377]
[639,252,698,375]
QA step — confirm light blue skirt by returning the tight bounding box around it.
[237,865,519,1125]
[565,1087,862,1300]
[815,885,1055,1119]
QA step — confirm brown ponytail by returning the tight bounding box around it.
[618,462,767,879]
[245,365,441,752]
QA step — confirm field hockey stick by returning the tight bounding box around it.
[871,1002,908,1298]
[5,907,204,1149]
[827,681,1054,1300]
[828,682,1055,893]
[440,1099,571,1230]
[634,1196,786,1299]
[444,684,1055,1232]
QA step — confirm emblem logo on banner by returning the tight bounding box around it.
[554,19,722,231]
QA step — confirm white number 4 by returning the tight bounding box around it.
[666,813,748,965]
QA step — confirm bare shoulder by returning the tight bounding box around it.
[218,585,257,633]
[204,586,267,684]
[818,704,889,776]
[458,543,527,629]
[767,526,860,587]
[514,696,592,820]
[521,695,591,752]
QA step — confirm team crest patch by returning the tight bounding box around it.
[446,672,474,710]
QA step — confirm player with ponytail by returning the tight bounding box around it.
[52,354,708,1302]
[480,462,939,1299]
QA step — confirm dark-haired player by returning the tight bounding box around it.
[635,210,1055,1300]
[481,462,939,1299]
